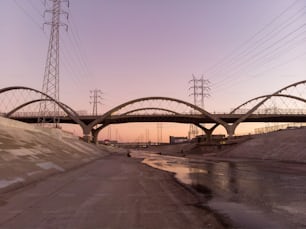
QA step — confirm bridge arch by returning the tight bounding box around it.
[231,94,306,114]
[5,98,82,118]
[0,86,86,129]
[122,107,179,116]
[225,80,306,137]
[88,97,229,143]
[90,97,227,126]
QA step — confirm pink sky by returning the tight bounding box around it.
[1,0,305,141]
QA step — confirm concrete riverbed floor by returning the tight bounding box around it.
[0,153,227,229]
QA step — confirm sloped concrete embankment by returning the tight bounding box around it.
[220,127,306,162]
[0,117,108,194]
[146,128,306,163]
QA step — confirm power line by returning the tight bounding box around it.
[206,1,305,89]
[59,36,87,82]
[13,0,43,30]
[66,10,93,78]
[206,0,301,76]
[55,7,94,91]
[28,0,44,17]
[212,6,306,81]
[212,23,306,90]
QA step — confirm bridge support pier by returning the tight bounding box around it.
[225,124,236,139]
[90,125,108,145]
[83,134,92,143]
[82,126,93,143]
[196,124,218,143]
[92,129,99,145]
[203,129,213,143]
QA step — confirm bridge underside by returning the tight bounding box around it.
[11,114,306,125]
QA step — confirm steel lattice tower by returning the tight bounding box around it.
[188,74,211,139]
[89,89,103,116]
[39,0,68,124]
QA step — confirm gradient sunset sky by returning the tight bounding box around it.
[1,0,305,141]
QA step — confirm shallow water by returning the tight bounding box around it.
[130,150,306,228]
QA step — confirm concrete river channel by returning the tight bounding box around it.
[131,150,306,228]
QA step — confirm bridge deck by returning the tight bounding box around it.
[8,113,306,125]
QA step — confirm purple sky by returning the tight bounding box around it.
[1,0,305,141]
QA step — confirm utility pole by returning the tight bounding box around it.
[157,123,163,144]
[115,129,118,142]
[38,0,69,125]
[89,89,103,116]
[188,74,211,139]
[107,127,112,140]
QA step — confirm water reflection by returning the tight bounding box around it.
[131,150,208,185]
[130,150,306,228]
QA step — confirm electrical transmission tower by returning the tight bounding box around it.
[188,74,211,139]
[38,0,69,125]
[89,89,103,116]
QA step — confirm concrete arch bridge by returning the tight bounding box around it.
[0,80,305,143]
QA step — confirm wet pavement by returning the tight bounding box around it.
[0,154,225,229]
[131,150,306,228]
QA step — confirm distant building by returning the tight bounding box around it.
[169,136,188,144]
[194,134,225,143]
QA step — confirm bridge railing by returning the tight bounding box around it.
[231,108,306,115]
[255,123,306,134]
[8,111,69,118]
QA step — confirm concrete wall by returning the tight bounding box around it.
[145,127,306,163]
[0,117,108,193]
[220,127,306,162]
